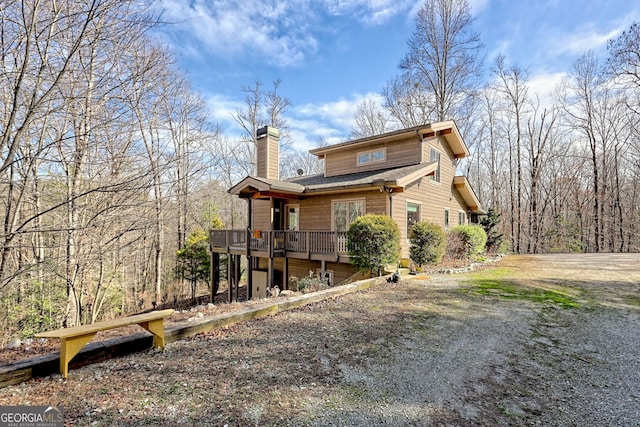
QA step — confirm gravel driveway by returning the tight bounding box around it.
[1,253,638,426]
[306,254,640,426]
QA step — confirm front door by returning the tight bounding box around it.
[273,200,284,230]
[285,204,300,230]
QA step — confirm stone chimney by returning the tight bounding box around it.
[256,126,280,180]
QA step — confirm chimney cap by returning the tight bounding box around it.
[257,126,280,139]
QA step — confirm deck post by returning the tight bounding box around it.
[211,253,220,303]
[283,258,289,290]
[268,257,274,290]
[235,255,241,301]
[247,256,253,300]
[227,254,233,303]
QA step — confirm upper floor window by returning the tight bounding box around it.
[430,148,441,182]
[357,148,386,166]
[333,199,364,232]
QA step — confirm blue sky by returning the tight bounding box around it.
[155,0,640,150]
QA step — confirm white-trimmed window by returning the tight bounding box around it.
[332,199,365,231]
[357,148,386,166]
[407,202,421,236]
[444,208,450,228]
[430,148,441,182]
[458,211,466,225]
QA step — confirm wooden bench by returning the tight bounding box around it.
[35,309,174,378]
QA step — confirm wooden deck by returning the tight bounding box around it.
[210,229,349,262]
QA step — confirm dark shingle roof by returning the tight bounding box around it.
[286,163,428,192]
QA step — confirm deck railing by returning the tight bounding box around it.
[210,229,349,258]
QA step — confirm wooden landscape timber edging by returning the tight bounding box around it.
[0,276,383,389]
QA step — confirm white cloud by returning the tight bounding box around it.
[157,0,418,67]
[204,93,245,133]
[528,71,565,109]
[204,91,374,150]
[468,0,490,16]
[287,92,386,150]
[487,39,513,63]
[158,0,320,66]
[551,23,621,56]
[295,93,381,132]
[322,0,416,25]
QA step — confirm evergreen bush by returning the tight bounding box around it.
[409,221,446,267]
[446,225,488,260]
[347,214,400,275]
[479,208,506,253]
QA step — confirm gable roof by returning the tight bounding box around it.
[229,162,438,198]
[309,120,469,159]
[229,176,305,198]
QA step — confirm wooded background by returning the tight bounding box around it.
[1,0,638,342]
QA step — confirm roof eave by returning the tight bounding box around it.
[453,175,483,213]
[310,120,470,159]
[229,176,305,197]
[431,120,469,158]
[309,124,432,158]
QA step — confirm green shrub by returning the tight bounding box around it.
[347,214,400,275]
[176,228,211,300]
[409,221,446,266]
[479,208,506,253]
[447,225,487,260]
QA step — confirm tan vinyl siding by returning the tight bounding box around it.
[252,199,272,231]
[326,261,359,285]
[298,191,388,230]
[422,135,456,169]
[287,259,320,282]
[324,137,422,177]
[256,137,279,180]
[268,140,279,179]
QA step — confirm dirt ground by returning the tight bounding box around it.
[0,253,639,426]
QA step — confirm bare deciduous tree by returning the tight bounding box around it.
[232,80,291,179]
[398,0,483,124]
[350,96,393,138]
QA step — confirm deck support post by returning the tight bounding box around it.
[235,255,241,301]
[268,257,274,289]
[247,256,253,300]
[227,254,233,303]
[283,258,289,290]
[211,253,220,303]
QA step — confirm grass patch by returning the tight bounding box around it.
[623,295,640,308]
[462,269,581,309]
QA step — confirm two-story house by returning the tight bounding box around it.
[210,120,484,301]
